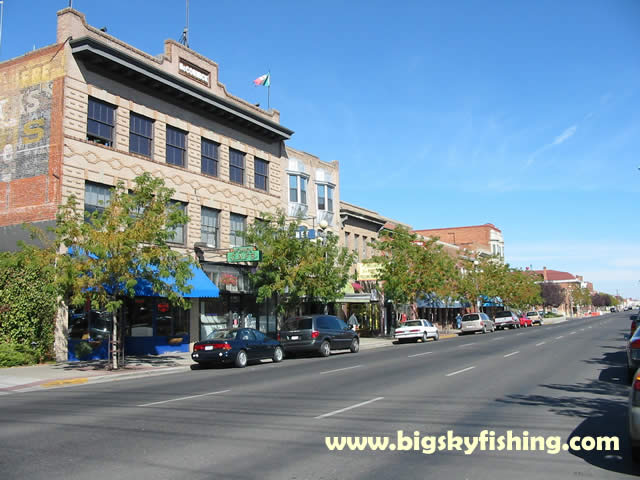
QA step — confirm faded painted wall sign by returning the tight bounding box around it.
[0,49,65,183]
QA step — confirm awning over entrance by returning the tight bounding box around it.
[134,264,220,298]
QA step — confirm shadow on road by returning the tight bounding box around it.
[496,344,640,475]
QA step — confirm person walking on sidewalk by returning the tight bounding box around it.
[456,313,462,329]
[348,314,359,331]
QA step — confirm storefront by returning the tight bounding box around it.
[66,264,219,360]
[335,283,382,337]
[199,263,277,339]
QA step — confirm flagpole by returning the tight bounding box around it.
[267,70,270,110]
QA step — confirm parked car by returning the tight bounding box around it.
[191,328,283,368]
[493,311,520,330]
[610,307,617,313]
[630,314,638,338]
[394,319,440,343]
[526,311,544,325]
[627,328,640,382]
[518,313,533,328]
[459,312,494,334]
[629,368,640,461]
[278,315,359,357]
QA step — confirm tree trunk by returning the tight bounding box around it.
[111,309,119,370]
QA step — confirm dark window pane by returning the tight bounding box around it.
[201,138,218,176]
[87,98,115,146]
[230,213,246,247]
[229,148,244,184]
[254,158,268,191]
[130,113,153,157]
[288,175,297,203]
[166,126,186,167]
[201,206,219,247]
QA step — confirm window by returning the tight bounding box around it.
[84,181,112,217]
[201,138,218,177]
[317,184,335,212]
[129,112,153,157]
[229,148,245,184]
[230,213,246,247]
[254,157,268,191]
[168,201,186,244]
[362,236,368,258]
[87,98,115,146]
[166,126,186,167]
[344,232,350,250]
[201,207,219,247]
[354,235,360,257]
[288,174,308,204]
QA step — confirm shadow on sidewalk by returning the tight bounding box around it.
[51,354,189,372]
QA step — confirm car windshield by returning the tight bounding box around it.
[282,317,313,331]
[462,314,479,321]
[495,311,512,318]
[205,329,238,340]
[526,312,537,317]
[402,321,423,327]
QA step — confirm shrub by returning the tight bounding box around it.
[74,341,94,360]
[0,343,38,367]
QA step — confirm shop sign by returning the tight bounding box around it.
[227,246,261,263]
[178,58,210,87]
[357,262,382,281]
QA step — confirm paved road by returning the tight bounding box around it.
[0,313,637,479]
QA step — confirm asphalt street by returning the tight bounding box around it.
[0,312,637,480]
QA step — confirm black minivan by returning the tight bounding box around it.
[279,315,359,357]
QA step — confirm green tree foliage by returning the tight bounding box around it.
[54,173,195,368]
[570,286,592,309]
[500,268,542,312]
[244,211,356,318]
[371,226,452,318]
[0,249,58,363]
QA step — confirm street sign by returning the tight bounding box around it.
[227,247,261,263]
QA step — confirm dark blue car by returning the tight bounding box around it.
[191,328,284,368]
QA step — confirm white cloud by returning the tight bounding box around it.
[551,125,577,146]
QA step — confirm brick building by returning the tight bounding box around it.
[533,267,591,315]
[1,7,348,360]
[413,223,504,260]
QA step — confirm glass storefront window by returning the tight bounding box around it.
[68,307,112,341]
[125,298,154,337]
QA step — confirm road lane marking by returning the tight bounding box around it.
[446,366,476,377]
[536,341,546,346]
[408,352,433,358]
[504,351,519,358]
[320,365,362,375]
[137,389,230,407]
[570,331,577,335]
[459,343,475,348]
[556,336,565,340]
[314,397,384,419]
[580,328,585,332]
[489,337,504,341]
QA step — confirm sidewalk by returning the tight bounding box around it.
[0,335,463,395]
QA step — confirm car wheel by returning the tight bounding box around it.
[235,350,247,368]
[350,338,360,353]
[272,346,284,363]
[482,326,487,334]
[422,332,429,343]
[319,340,331,357]
[434,331,440,341]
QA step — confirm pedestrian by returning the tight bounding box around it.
[347,313,359,331]
[456,313,462,329]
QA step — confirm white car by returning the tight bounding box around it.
[394,319,440,343]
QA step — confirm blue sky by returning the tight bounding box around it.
[3,1,639,299]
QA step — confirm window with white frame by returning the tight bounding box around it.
[317,184,334,212]
[229,213,246,247]
[288,174,308,204]
[84,181,112,218]
[201,207,219,247]
[168,201,187,244]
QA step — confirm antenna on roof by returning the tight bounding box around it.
[179,0,189,48]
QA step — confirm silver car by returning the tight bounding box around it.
[629,361,640,460]
[459,312,494,335]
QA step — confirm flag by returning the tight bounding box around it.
[253,72,270,87]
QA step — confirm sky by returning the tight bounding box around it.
[2,0,639,299]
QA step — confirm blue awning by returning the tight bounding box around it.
[417,294,466,309]
[67,247,219,298]
[132,264,219,298]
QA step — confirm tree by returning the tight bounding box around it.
[54,173,195,369]
[243,211,356,321]
[500,268,542,312]
[541,283,565,309]
[569,286,592,311]
[371,226,451,320]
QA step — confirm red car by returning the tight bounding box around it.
[519,313,532,327]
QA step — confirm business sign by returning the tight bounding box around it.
[357,262,382,281]
[178,58,210,87]
[227,246,261,263]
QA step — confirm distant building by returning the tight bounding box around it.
[412,223,504,261]
[533,267,590,315]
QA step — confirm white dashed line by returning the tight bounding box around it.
[315,397,384,419]
[319,365,362,375]
[408,352,433,358]
[446,366,476,377]
[503,351,519,358]
[459,343,475,348]
[535,341,546,346]
[137,389,230,407]
[556,336,565,340]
